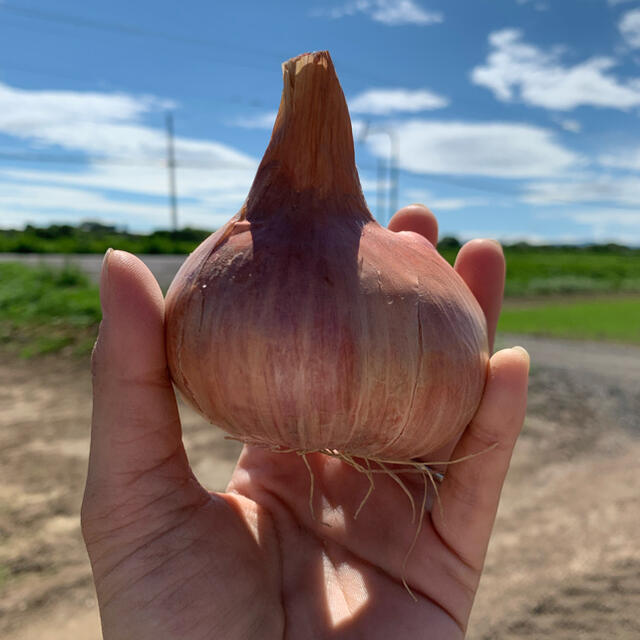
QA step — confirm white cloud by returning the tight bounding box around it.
[358,171,395,190]
[0,84,164,131]
[0,81,260,230]
[0,81,255,168]
[365,119,580,178]
[523,175,640,206]
[515,0,549,11]
[230,110,278,129]
[404,188,489,210]
[460,224,640,245]
[349,88,448,114]
[554,117,582,133]
[537,206,640,244]
[458,229,554,245]
[314,0,443,26]
[0,172,251,231]
[472,29,640,110]
[1,164,256,201]
[600,145,640,170]
[351,118,367,140]
[461,159,640,243]
[1,182,165,219]
[567,208,640,228]
[426,197,486,210]
[619,8,640,48]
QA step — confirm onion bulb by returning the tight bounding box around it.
[165,51,488,461]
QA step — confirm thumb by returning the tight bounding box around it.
[85,249,191,501]
[432,347,529,571]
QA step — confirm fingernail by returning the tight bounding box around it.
[101,248,113,276]
[99,248,114,316]
[512,345,530,369]
[484,238,504,251]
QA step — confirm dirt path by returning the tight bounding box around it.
[1,335,638,638]
[0,356,242,639]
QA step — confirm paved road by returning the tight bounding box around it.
[497,333,640,383]
[498,333,640,436]
[0,252,185,290]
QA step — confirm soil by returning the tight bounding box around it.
[0,334,638,639]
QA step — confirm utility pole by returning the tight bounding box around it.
[165,112,178,231]
[376,154,388,223]
[357,121,398,226]
[388,130,399,221]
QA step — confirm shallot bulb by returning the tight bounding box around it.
[165,51,488,461]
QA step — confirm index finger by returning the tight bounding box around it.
[454,240,505,353]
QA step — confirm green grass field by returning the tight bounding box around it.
[438,243,640,298]
[0,262,100,357]
[499,297,640,344]
[1,236,640,357]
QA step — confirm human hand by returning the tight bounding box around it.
[82,204,529,639]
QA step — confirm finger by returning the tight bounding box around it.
[87,249,189,492]
[388,203,438,246]
[431,347,529,572]
[454,239,505,352]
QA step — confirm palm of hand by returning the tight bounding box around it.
[84,443,474,639]
[82,207,528,639]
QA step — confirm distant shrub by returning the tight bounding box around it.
[0,223,212,255]
[437,236,462,251]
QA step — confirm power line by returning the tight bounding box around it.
[0,2,285,69]
[11,0,626,134]
[0,60,84,83]
[1,0,513,128]
[0,151,155,166]
[0,2,410,88]
[0,60,272,112]
[0,150,251,170]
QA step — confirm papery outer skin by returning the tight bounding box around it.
[165,216,489,461]
[165,51,489,460]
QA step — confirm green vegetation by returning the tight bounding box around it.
[0,262,101,358]
[498,297,640,344]
[502,246,640,297]
[1,225,640,357]
[437,238,640,298]
[0,222,209,255]
[2,225,640,298]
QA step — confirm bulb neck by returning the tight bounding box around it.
[242,51,371,223]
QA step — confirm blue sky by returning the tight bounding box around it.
[2,0,640,243]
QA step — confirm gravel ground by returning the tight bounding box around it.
[0,330,638,638]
